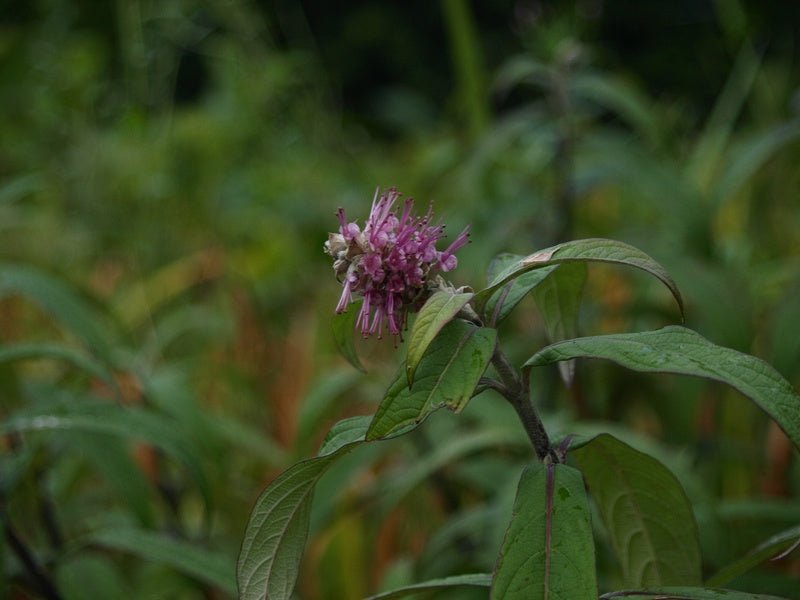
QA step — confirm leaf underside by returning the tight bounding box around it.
[525,326,800,453]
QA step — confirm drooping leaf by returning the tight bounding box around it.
[525,326,800,452]
[473,238,684,319]
[367,320,496,441]
[532,262,587,385]
[572,433,702,587]
[600,588,788,600]
[0,263,115,356]
[0,398,212,512]
[706,524,800,587]
[86,527,236,595]
[483,253,557,326]
[331,299,367,372]
[364,573,492,599]
[492,463,596,599]
[406,290,473,385]
[238,415,419,600]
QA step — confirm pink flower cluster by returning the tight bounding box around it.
[325,188,469,339]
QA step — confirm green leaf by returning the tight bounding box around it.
[364,573,492,599]
[532,262,587,385]
[572,433,702,586]
[86,527,235,595]
[483,253,557,326]
[525,326,800,452]
[492,463,596,599]
[367,320,496,440]
[474,238,684,319]
[332,300,366,372]
[0,398,212,513]
[600,587,788,600]
[0,342,113,384]
[406,290,473,385]
[239,416,393,600]
[706,524,800,587]
[0,263,115,357]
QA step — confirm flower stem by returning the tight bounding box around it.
[491,345,555,462]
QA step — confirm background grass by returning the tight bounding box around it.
[1,1,799,598]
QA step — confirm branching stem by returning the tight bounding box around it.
[491,345,555,462]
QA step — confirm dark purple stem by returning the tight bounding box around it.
[490,345,555,462]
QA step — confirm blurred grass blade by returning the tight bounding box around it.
[0,263,115,356]
[378,426,529,512]
[688,41,761,191]
[572,433,702,586]
[111,249,225,330]
[332,299,367,372]
[296,370,361,455]
[483,253,557,326]
[1,398,212,513]
[406,290,473,385]
[532,262,586,385]
[364,573,492,599]
[0,342,113,385]
[0,173,43,205]
[87,527,235,595]
[706,524,800,587]
[68,432,156,528]
[492,463,596,599]
[525,326,800,452]
[474,238,683,319]
[714,118,800,205]
[55,554,133,600]
[367,320,496,440]
[570,74,659,143]
[601,588,787,600]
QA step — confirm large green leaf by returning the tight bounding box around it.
[473,238,684,319]
[238,416,413,600]
[482,253,557,326]
[572,434,702,586]
[492,463,596,599]
[532,262,587,385]
[367,320,496,440]
[600,588,788,600]
[86,527,236,595]
[706,524,800,587]
[0,398,212,512]
[525,326,800,452]
[332,299,366,372]
[364,573,492,599]
[406,290,473,385]
[0,263,115,356]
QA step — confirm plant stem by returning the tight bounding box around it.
[491,345,554,462]
[2,515,63,600]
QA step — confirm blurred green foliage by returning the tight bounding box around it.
[1,1,799,598]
